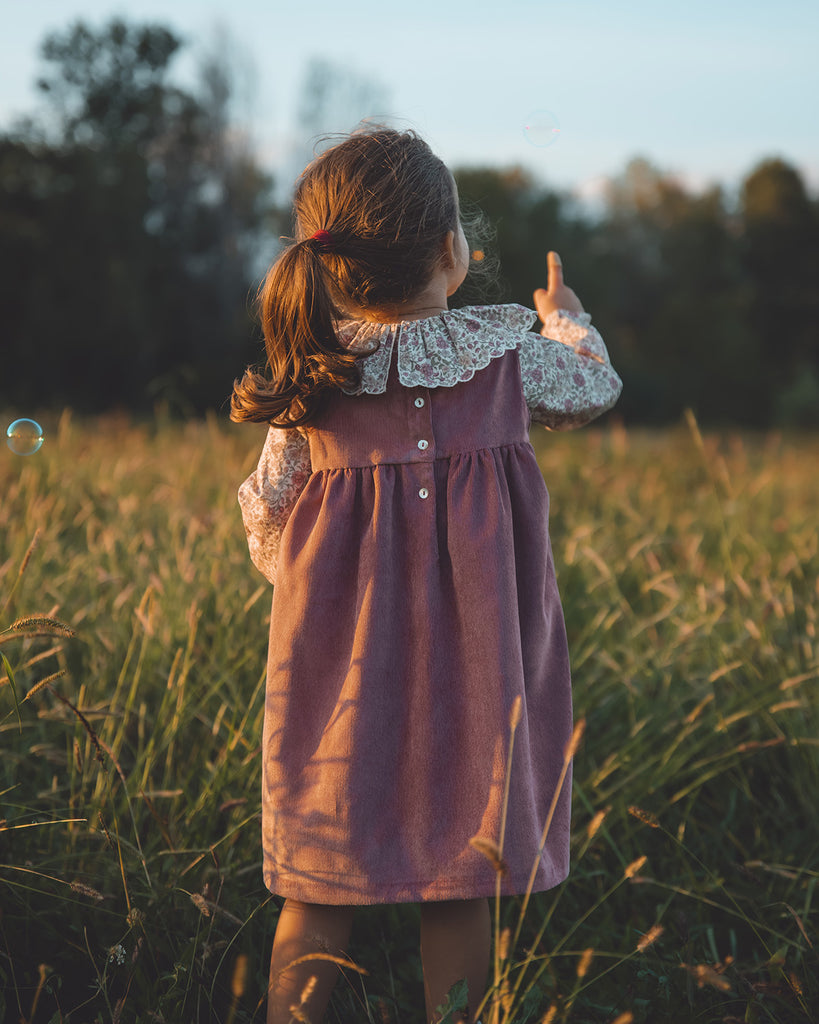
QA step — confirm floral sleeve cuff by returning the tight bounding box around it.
[519,309,623,430]
[238,427,312,585]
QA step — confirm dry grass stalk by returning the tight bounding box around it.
[0,528,42,617]
[45,684,106,766]
[23,961,51,1024]
[279,952,368,976]
[780,902,813,948]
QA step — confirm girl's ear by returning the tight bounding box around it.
[441,229,456,268]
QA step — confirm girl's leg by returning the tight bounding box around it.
[267,898,355,1024]
[420,898,491,1024]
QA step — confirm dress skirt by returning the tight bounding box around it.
[261,348,573,904]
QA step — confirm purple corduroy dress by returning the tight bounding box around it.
[238,304,621,904]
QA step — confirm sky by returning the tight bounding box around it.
[2,0,818,203]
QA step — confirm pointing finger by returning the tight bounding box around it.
[547,251,564,293]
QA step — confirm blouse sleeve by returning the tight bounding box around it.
[518,309,623,430]
[238,426,312,585]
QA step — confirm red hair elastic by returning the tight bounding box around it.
[309,229,334,251]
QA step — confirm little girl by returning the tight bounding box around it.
[232,128,622,1024]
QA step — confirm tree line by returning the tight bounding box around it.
[454,158,819,428]
[2,19,817,427]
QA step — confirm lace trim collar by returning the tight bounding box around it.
[335,304,538,394]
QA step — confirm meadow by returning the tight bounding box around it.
[1,410,817,1024]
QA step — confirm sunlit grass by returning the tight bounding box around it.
[1,409,817,1023]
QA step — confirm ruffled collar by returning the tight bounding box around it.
[335,304,538,394]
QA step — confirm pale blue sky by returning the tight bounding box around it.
[3,0,817,200]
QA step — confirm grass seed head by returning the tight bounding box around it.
[509,694,522,731]
[680,963,731,992]
[636,924,664,952]
[586,808,608,841]
[126,907,145,928]
[624,855,647,879]
[564,718,586,759]
[576,947,594,978]
[191,892,211,916]
[231,953,249,998]
[298,974,318,1005]
[18,527,42,578]
[628,805,659,828]
[469,835,509,875]
[69,880,104,901]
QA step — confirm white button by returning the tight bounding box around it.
[419,487,429,499]
[414,397,425,408]
[417,439,429,450]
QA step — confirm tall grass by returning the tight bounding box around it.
[1,409,817,1023]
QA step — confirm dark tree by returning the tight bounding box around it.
[592,159,755,424]
[0,19,277,414]
[739,158,819,426]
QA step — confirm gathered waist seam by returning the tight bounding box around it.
[309,439,532,473]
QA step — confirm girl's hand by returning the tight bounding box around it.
[533,251,585,323]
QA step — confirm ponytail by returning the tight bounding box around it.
[230,238,361,427]
[232,127,461,426]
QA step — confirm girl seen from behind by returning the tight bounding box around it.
[232,127,622,1024]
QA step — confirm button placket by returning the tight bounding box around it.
[412,388,434,502]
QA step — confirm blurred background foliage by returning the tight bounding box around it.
[1,18,817,427]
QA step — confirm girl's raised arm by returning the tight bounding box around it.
[519,251,622,430]
[238,427,312,585]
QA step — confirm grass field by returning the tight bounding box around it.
[1,410,817,1024]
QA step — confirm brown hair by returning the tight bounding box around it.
[230,128,459,427]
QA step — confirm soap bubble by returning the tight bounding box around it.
[6,418,44,456]
[523,110,561,148]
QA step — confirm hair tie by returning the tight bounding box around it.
[309,229,335,252]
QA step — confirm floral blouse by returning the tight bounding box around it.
[239,304,621,584]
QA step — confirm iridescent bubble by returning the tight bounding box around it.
[523,110,561,148]
[6,418,44,456]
